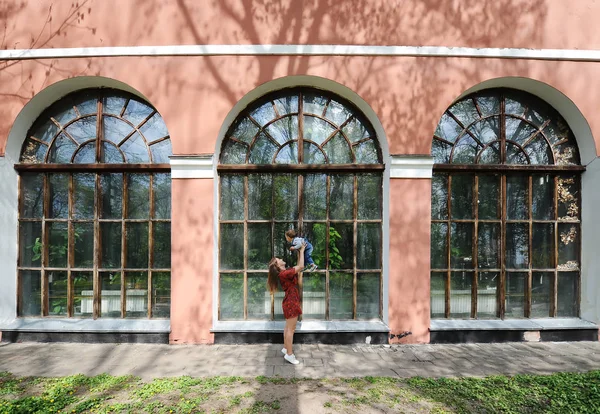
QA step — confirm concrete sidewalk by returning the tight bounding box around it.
[1,341,599,380]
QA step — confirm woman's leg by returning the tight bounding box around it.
[284,316,298,355]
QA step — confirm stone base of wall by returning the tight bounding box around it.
[0,331,169,344]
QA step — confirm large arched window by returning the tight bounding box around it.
[17,89,172,319]
[431,88,583,319]
[218,88,384,321]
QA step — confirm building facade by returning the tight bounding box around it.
[0,0,599,344]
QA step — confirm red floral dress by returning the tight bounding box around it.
[279,268,302,319]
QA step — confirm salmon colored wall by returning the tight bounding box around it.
[170,179,214,344]
[388,179,432,344]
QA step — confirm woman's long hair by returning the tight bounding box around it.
[267,258,280,293]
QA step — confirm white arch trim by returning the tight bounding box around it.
[0,77,169,333]
[211,75,391,333]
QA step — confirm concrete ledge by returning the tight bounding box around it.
[211,320,389,333]
[430,318,598,331]
[0,318,170,333]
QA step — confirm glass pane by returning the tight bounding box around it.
[266,116,298,145]
[506,176,529,220]
[325,100,352,125]
[506,223,529,269]
[478,142,501,164]
[153,222,171,269]
[451,136,479,164]
[73,173,95,219]
[557,176,579,221]
[432,139,451,164]
[434,113,463,143]
[220,175,244,221]
[125,271,148,318]
[329,272,353,319]
[139,113,169,144]
[274,142,298,164]
[272,175,297,220]
[303,174,327,220]
[303,142,326,164]
[31,118,59,143]
[101,222,122,269]
[557,272,578,317]
[329,223,353,270]
[100,173,123,219]
[153,173,171,219]
[73,271,93,317]
[469,117,500,145]
[532,223,554,269]
[301,222,326,270]
[477,272,498,319]
[103,116,134,145]
[126,223,149,268]
[248,174,272,220]
[450,223,473,269]
[220,140,248,164]
[19,222,42,267]
[354,139,379,164]
[554,142,580,166]
[230,117,260,144]
[48,134,77,163]
[478,223,499,269]
[430,272,446,318]
[20,270,41,316]
[103,96,126,115]
[558,224,579,270]
[274,96,299,116]
[357,223,381,269]
[274,222,297,267]
[431,174,448,220]
[342,117,371,143]
[532,175,554,220]
[150,139,172,163]
[329,175,353,220]
[357,174,382,219]
[357,273,380,319]
[220,224,244,270]
[505,117,536,146]
[247,273,269,320]
[123,99,154,127]
[73,142,96,164]
[475,93,500,117]
[249,133,278,164]
[101,144,122,164]
[20,139,47,163]
[302,273,326,319]
[250,102,276,126]
[220,273,244,320]
[322,133,352,164]
[121,133,150,163]
[478,175,499,219]
[47,222,68,268]
[248,224,271,270]
[74,222,94,268]
[20,174,44,218]
[48,174,69,219]
[525,137,553,165]
[431,223,448,269]
[450,99,479,128]
[531,272,552,318]
[303,94,328,116]
[505,272,526,318]
[450,271,472,318]
[48,271,68,316]
[450,175,473,219]
[152,271,171,318]
[100,272,122,318]
[65,116,97,144]
[127,174,150,219]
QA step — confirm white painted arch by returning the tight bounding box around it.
[212,75,392,329]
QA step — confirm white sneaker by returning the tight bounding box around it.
[284,353,300,365]
[281,347,287,355]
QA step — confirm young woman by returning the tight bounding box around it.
[267,242,306,365]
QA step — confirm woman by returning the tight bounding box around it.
[267,242,306,365]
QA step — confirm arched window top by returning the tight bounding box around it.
[20,89,172,164]
[432,88,580,166]
[219,88,383,166]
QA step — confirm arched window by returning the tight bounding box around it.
[17,89,172,319]
[218,88,384,321]
[431,88,583,319]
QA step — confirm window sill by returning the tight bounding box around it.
[0,318,170,333]
[211,320,389,333]
[430,318,598,331]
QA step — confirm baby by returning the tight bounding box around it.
[285,229,317,272]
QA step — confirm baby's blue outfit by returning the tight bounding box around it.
[290,237,315,266]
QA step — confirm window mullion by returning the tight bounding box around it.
[552,175,559,317]
[148,174,154,319]
[500,93,506,164]
[93,173,101,318]
[445,175,452,318]
[526,175,533,318]
[243,175,249,320]
[297,174,304,323]
[41,173,49,317]
[67,174,74,317]
[499,175,506,319]
[325,175,331,320]
[353,174,358,320]
[472,175,478,319]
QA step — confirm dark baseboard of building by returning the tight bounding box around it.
[214,331,389,345]
[0,331,169,344]
[430,329,598,344]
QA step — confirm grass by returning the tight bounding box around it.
[0,371,599,413]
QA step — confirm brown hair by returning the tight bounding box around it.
[285,229,297,239]
[267,257,281,293]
